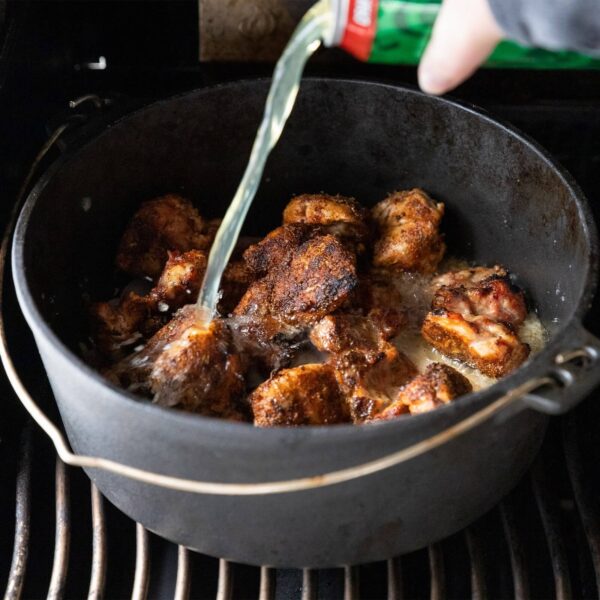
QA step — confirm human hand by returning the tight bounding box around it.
[418,0,504,95]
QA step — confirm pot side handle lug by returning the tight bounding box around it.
[522,323,600,415]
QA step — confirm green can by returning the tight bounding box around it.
[327,0,600,68]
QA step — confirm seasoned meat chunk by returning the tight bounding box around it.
[234,278,273,319]
[107,307,246,419]
[106,305,205,391]
[346,345,418,422]
[433,266,507,289]
[372,189,446,273]
[90,292,155,360]
[149,318,246,419]
[91,250,208,358]
[239,234,358,327]
[250,364,350,426]
[151,250,207,308]
[116,195,214,278]
[129,304,203,368]
[373,363,472,420]
[270,235,358,325]
[233,279,303,371]
[283,193,370,249]
[243,224,311,277]
[309,314,414,421]
[422,309,530,378]
[310,314,391,356]
[432,266,527,327]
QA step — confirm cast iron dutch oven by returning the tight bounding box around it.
[10,79,600,568]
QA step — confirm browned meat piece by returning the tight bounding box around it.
[149,318,246,419]
[219,260,255,315]
[346,345,418,422]
[243,224,311,277]
[234,278,273,319]
[116,195,214,278]
[270,234,358,326]
[132,304,203,364]
[107,306,247,419]
[310,314,391,356]
[373,363,472,420]
[433,266,506,289]
[151,250,207,308]
[309,312,413,422]
[372,189,446,273]
[232,279,303,371]
[283,193,370,250]
[91,250,208,358]
[229,315,303,373]
[240,232,358,327]
[90,292,156,360]
[422,309,530,378]
[250,364,350,426]
[432,266,527,327]
[105,305,207,392]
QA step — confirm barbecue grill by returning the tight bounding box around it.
[1,1,600,597]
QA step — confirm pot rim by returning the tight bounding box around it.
[11,77,600,443]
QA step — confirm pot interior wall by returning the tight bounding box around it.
[19,79,591,353]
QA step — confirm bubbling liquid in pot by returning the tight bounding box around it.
[195,0,334,324]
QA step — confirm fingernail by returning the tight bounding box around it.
[418,67,450,95]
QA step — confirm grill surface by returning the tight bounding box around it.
[2,406,600,599]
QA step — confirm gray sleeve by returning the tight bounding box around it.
[488,0,600,56]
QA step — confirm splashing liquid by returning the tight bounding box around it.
[195,1,334,324]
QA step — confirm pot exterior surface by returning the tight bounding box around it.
[14,80,594,567]
[38,332,547,567]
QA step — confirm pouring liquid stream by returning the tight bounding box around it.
[195,0,333,324]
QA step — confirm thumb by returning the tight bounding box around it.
[418,0,504,95]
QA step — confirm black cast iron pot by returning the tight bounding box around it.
[10,79,600,568]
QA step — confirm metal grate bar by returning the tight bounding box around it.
[215,559,232,600]
[428,545,445,600]
[47,458,70,600]
[465,528,487,599]
[500,500,530,599]
[131,524,150,600]
[387,558,403,600]
[3,427,32,600]
[258,566,274,600]
[343,566,359,600]
[301,569,316,600]
[531,462,573,599]
[174,546,190,600]
[88,485,107,600]
[563,414,600,596]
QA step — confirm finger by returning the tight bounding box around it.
[418,0,504,95]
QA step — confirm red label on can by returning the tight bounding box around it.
[340,0,378,61]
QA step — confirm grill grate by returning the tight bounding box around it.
[2,406,599,599]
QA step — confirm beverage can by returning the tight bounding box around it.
[327,0,600,69]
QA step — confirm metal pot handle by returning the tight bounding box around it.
[2,115,599,496]
[522,323,600,415]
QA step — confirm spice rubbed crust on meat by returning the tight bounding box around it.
[89,189,542,426]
